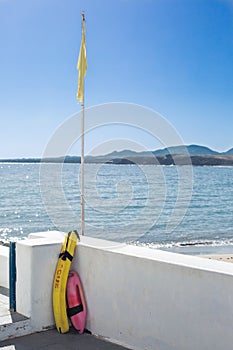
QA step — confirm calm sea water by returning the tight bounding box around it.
[1,163,233,254]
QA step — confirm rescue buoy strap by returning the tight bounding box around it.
[67,304,83,317]
[59,250,73,262]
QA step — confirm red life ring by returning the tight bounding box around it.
[66,270,86,333]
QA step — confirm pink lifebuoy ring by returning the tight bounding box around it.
[66,270,86,333]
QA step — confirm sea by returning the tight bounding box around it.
[1,162,233,255]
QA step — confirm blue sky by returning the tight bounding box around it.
[0,0,233,158]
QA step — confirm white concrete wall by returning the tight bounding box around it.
[16,232,233,350]
[16,232,64,327]
[0,245,9,289]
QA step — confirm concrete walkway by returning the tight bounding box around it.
[0,287,128,349]
[0,328,130,349]
[0,289,27,325]
[0,290,129,349]
[0,288,11,326]
[0,289,31,342]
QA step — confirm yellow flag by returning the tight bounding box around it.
[77,14,87,103]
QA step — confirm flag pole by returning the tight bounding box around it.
[77,11,87,236]
[81,94,85,236]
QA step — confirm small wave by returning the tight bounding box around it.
[134,197,148,201]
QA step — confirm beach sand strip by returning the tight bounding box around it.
[200,254,233,263]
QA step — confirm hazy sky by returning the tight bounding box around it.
[1,0,233,158]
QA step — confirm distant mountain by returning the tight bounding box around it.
[223,148,233,155]
[153,144,219,156]
[92,144,220,159]
[101,150,140,158]
[101,150,151,158]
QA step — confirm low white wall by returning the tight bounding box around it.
[0,245,9,289]
[16,232,233,350]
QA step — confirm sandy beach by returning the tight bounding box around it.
[201,254,233,263]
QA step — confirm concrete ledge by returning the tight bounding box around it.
[0,245,9,289]
[0,318,32,341]
[15,232,233,350]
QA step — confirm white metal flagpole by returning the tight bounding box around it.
[81,96,85,236]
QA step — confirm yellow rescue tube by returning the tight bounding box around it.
[53,230,79,333]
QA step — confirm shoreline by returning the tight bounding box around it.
[200,254,233,263]
[161,244,233,264]
[161,244,233,256]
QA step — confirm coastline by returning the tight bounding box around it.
[200,254,233,263]
[1,153,233,166]
[161,243,233,255]
[159,244,233,264]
